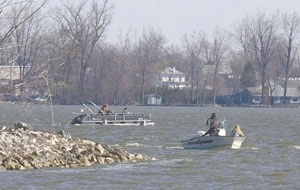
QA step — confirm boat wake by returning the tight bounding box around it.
[125,137,150,141]
[276,141,300,149]
[45,167,98,174]
[102,163,138,171]
[294,145,300,150]
[101,158,190,171]
[153,158,193,167]
[126,143,162,148]
[165,146,184,150]
[126,143,183,150]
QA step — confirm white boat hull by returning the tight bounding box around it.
[181,136,245,149]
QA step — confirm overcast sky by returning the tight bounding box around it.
[106,0,300,44]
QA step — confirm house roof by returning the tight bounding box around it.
[247,84,300,97]
[247,86,262,95]
[144,94,162,99]
[272,85,300,97]
[283,80,300,88]
[202,63,232,75]
[160,67,186,76]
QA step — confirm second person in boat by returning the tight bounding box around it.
[122,107,129,114]
[231,125,245,137]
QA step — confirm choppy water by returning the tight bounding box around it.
[0,103,300,190]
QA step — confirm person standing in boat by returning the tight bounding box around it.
[231,125,245,137]
[202,113,220,136]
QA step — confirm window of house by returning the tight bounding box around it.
[253,96,261,103]
[291,97,299,103]
[274,97,280,104]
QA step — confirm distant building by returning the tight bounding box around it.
[271,85,300,106]
[156,67,189,89]
[144,94,162,105]
[247,85,270,105]
[0,65,21,80]
[0,65,40,101]
[231,84,300,106]
[0,65,21,86]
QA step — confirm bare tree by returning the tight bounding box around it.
[266,53,282,97]
[0,0,47,96]
[278,12,300,104]
[9,6,44,89]
[86,43,116,104]
[52,0,113,94]
[235,12,279,104]
[113,30,132,105]
[227,52,244,102]
[182,32,206,105]
[137,28,166,105]
[210,28,230,105]
[45,28,78,104]
[0,0,47,46]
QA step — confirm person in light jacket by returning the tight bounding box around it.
[231,125,245,137]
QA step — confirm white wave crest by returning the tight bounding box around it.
[103,164,134,171]
[165,146,184,150]
[126,143,162,148]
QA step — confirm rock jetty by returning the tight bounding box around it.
[0,122,149,171]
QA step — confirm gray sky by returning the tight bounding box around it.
[107,0,300,44]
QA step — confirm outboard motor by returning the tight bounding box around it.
[71,114,86,125]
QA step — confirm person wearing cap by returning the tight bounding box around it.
[122,107,129,114]
[231,125,245,137]
[202,113,220,136]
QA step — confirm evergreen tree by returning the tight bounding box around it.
[240,62,257,88]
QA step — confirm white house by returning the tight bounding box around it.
[156,67,189,89]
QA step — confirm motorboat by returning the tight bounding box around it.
[181,122,245,149]
[71,101,155,126]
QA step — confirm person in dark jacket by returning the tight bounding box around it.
[122,107,129,114]
[202,113,220,136]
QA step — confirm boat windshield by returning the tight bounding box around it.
[220,119,226,129]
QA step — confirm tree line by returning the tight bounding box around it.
[1,0,300,105]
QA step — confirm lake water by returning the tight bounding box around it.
[0,104,300,190]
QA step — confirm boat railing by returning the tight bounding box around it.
[81,101,102,114]
[87,113,152,121]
